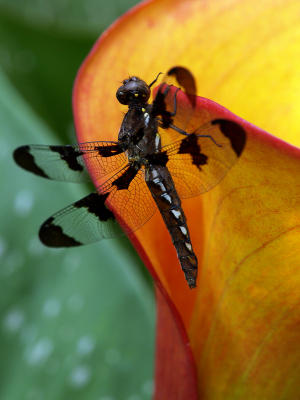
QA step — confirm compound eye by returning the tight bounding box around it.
[116,88,129,105]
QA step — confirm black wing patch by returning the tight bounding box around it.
[39,217,81,247]
[211,119,246,157]
[178,134,208,170]
[13,145,50,179]
[95,143,124,157]
[13,142,126,183]
[49,145,84,172]
[112,164,139,190]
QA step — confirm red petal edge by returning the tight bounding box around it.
[155,286,198,399]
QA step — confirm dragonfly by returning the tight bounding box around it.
[13,67,246,289]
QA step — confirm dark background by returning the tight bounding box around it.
[0,1,155,399]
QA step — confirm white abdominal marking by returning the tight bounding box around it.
[161,193,172,203]
[171,209,181,219]
[155,181,166,191]
[185,242,192,251]
[179,226,187,236]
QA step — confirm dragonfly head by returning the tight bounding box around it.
[116,76,150,105]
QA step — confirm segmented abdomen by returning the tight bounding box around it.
[145,165,198,288]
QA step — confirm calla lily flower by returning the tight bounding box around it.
[73,0,300,398]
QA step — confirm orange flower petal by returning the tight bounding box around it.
[74,0,300,146]
[151,88,300,398]
[74,0,300,398]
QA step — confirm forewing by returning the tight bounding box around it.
[13,141,126,182]
[163,119,246,198]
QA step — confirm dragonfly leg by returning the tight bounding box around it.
[167,123,222,147]
[169,88,180,117]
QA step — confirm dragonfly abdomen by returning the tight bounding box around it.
[145,165,198,288]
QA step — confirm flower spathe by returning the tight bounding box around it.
[73,0,300,398]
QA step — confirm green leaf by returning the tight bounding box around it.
[0,0,140,142]
[0,66,154,399]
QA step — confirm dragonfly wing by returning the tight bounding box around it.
[39,164,157,247]
[13,141,126,183]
